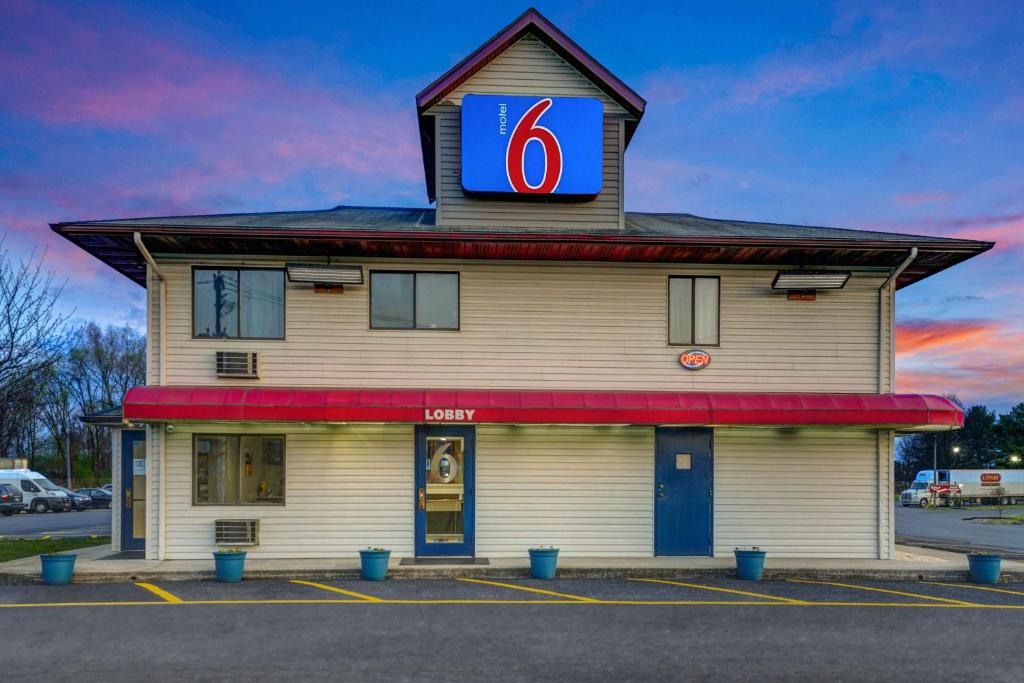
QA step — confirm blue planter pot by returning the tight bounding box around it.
[40,554,77,585]
[529,548,559,579]
[359,550,391,581]
[968,554,1001,584]
[734,549,766,581]
[212,552,247,583]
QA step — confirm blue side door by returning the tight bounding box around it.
[415,425,475,557]
[121,429,146,552]
[654,427,713,556]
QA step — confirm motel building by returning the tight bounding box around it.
[57,9,990,563]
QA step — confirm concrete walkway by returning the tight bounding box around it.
[3,544,1023,584]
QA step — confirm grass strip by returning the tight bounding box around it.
[0,536,109,563]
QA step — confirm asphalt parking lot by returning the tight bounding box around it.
[0,508,111,538]
[3,577,1023,681]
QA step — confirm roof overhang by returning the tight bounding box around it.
[414,8,646,202]
[79,406,124,427]
[50,222,992,290]
[123,386,962,432]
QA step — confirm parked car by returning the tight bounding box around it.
[101,484,113,493]
[75,488,112,509]
[56,486,92,511]
[0,469,71,513]
[0,483,27,516]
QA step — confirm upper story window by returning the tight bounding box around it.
[668,276,720,346]
[370,271,459,330]
[193,268,285,339]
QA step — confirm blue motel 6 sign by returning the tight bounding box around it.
[461,94,603,198]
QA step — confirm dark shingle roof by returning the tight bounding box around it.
[52,204,993,290]
[65,204,973,245]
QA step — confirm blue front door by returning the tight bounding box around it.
[654,427,713,556]
[415,425,475,556]
[120,429,147,552]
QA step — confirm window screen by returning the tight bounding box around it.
[669,276,720,345]
[193,268,284,339]
[371,272,459,330]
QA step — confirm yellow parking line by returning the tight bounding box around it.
[2,598,1024,609]
[630,578,807,604]
[457,577,600,602]
[923,582,1024,598]
[290,579,381,601]
[135,582,183,603]
[787,579,978,605]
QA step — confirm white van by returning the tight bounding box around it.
[0,470,71,513]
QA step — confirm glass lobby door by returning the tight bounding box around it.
[415,425,475,556]
[121,430,147,552]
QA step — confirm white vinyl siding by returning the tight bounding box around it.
[110,429,122,552]
[475,426,654,557]
[713,428,881,559]
[153,259,886,393]
[145,426,161,560]
[429,34,628,230]
[146,267,161,384]
[160,424,413,560]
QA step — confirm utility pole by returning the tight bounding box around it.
[64,413,72,488]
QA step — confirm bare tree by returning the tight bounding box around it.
[0,240,71,460]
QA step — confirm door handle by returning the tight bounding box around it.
[418,487,426,511]
[125,488,132,509]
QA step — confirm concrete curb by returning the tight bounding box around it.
[3,565,1023,585]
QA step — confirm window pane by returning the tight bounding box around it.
[694,278,719,345]
[371,273,414,328]
[194,270,239,338]
[668,277,693,344]
[194,436,239,504]
[415,273,459,329]
[240,270,285,338]
[239,436,285,504]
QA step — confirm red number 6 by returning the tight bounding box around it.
[505,98,563,193]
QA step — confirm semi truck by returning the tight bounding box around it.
[900,469,1024,507]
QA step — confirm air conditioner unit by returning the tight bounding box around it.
[215,351,258,378]
[215,519,259,546]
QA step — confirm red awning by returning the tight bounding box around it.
[123,387,962,431]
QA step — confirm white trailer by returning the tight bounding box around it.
[900,469,1024,507]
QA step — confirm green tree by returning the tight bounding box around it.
[953,405,1000,468]
[996,403,1024,467]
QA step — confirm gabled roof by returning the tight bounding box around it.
[51,205,993,289]
[415,7,646,202]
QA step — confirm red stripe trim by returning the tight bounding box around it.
[123,387,962,430]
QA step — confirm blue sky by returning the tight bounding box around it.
[1,0,1022,409]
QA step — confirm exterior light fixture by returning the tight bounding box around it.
[1011,455,1021,464]
[286,263,364,285]
[771,269,851,291]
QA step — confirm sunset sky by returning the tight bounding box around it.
[2,1,1021,410]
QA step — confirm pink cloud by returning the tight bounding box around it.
[896,316,1024,408]
[895,191,957,206]
[947,215,1024,252]
[0,1,255,129]
[0,0,424,222]
[896,318,1004,358]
